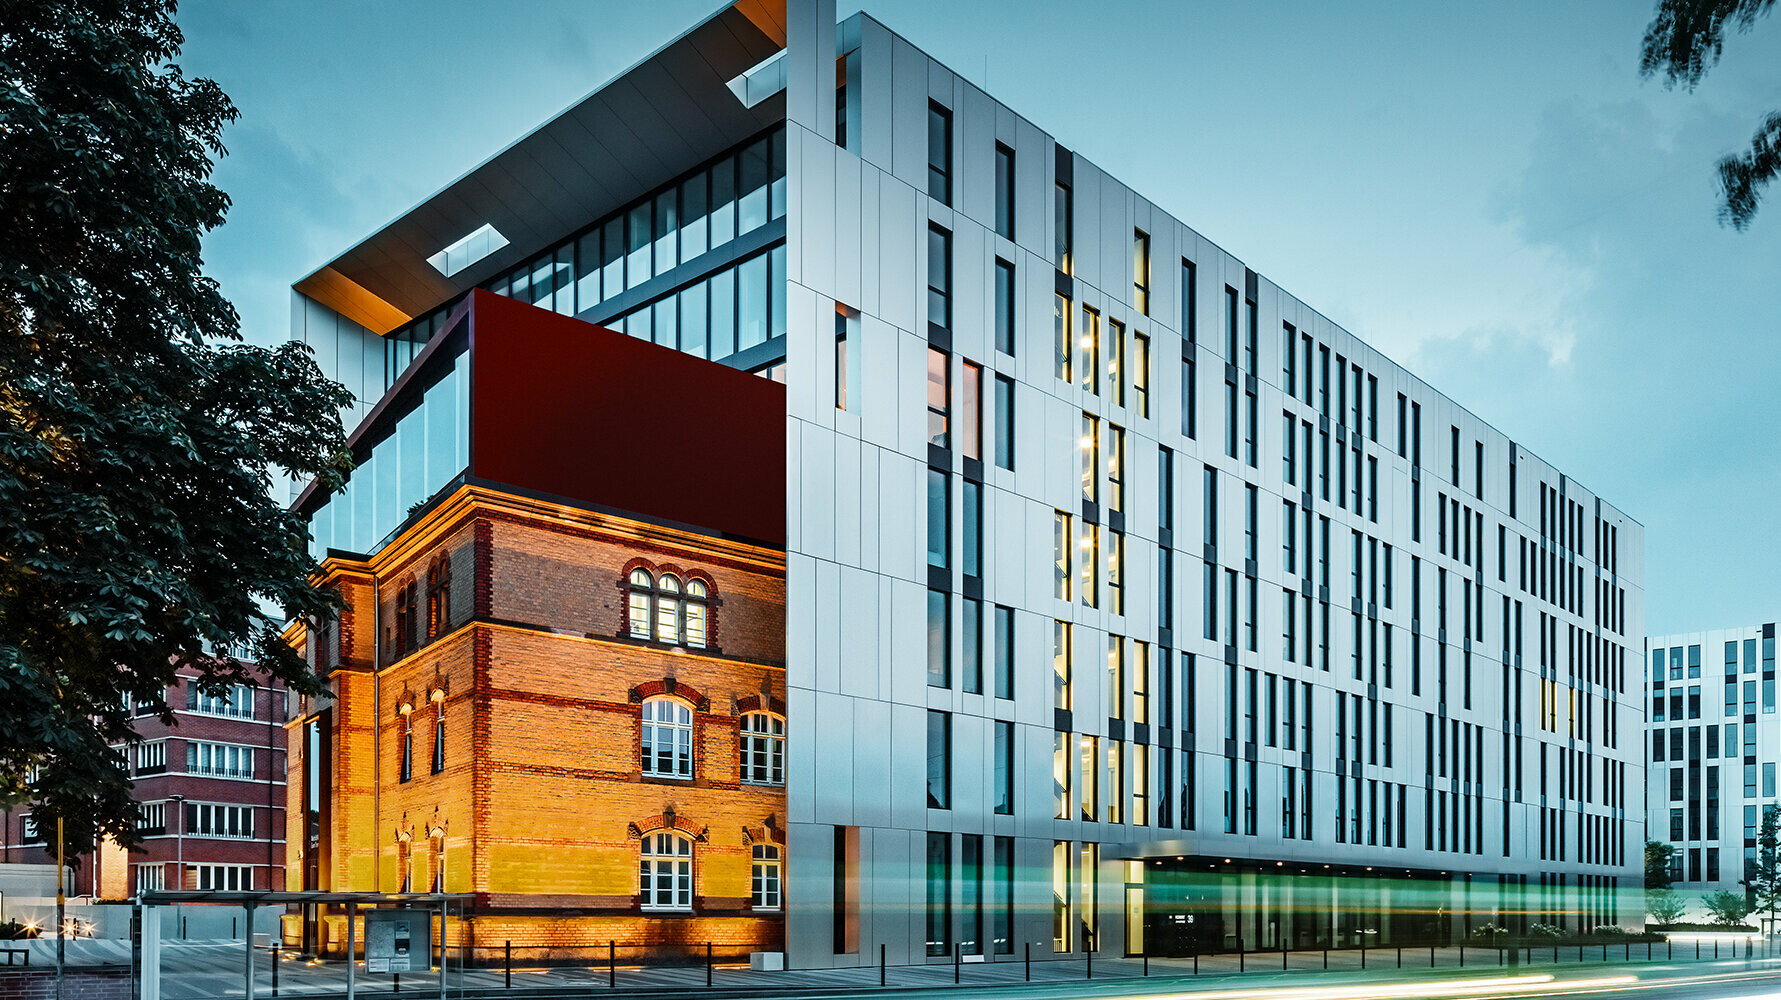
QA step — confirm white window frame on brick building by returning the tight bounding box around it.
[625,568,711,649]
[641,697,694,778]
[740,712,785,785]
[640,830,694,911]
[751,843,782,910]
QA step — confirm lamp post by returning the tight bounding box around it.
[168,794,185,939]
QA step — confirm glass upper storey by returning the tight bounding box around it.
[382,125,789,390]
[309,355,468,560]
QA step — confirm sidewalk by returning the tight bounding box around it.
[150,938,1781,999]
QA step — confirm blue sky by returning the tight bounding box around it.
[176,1,1781,634]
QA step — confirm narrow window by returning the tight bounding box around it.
[927,102,952,204]
[994,143,1016,239]
[1132,332,1150,417]
[927,589,950,688]
[927,225,952,331]
[994,375,1016,470]
[1054,182,1072,273]
[927,710,952,809]
[927,348,950,449]
[994,259,1016,356]
[1132,229,1150,314]
[961,361,982,461]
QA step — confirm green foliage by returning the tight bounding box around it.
[1646,840,1679,889]
[1702,890,1752,925]
[0,0,352,852]
[1646,888,1689,926]
[1752,804,1781,922]
[1640,0,1781,228]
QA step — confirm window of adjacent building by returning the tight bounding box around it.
[1080,522,1100,609]
[927,101,952,203]
[1078,306,1100,395]
[835,309,849,410]
[183,802,255,839]
[927,589,950,688]
[1054,620,1073,711]
[1105,741,1125,824]
[994,375,1015,470]
[1054,294,1071,383]
[135,864,165,894]
[1054,182,1072,273]
[741,712,786,785]
[994,142,1015,239]
[1107,425,1125,514]
[994,605,1015,699]
[187,741,253,779]
[641,831,693,911]
[926,832,952,955]
[995,720,1015,815]
[994,259,1016,356]
[750,843,782,910]
[1053,734,1072,820]
[963,481,983,582]
[1080,413,1099,506]
[188,683,253,719]
[1132,229,1150,314]
[927,710,952,809]
[927,347,950,449]
[641,697,694,779]
[135,740,166,775]
[962,361,982,462]
[1108,319,1125,407]
[1080,735,1099,821]
[927,225,952,331]
[1107,529,1125,615]
[194,865,253,891]
[137,801,166,833]
[927,469,949,571]
[963,597,984,694]
[1054,512,1072,601]
[1132,333,1150,417]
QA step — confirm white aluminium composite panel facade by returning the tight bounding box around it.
[779,0,1645,968]
[1645,626,1781,902]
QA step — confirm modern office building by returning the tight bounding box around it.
[287,0,1646,967]
[0,665,287,902]
[1644,626,1780,905]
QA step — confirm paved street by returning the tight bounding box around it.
[119,938,1781,999]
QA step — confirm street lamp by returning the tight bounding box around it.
[168,794,185,940]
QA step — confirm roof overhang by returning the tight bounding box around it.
[293,0,788,333]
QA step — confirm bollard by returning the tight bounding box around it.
[1144,948,1149,976]
[272,942,279,996]
[706,942,713,988]
[1322,946,1328,970]
[1283,945,1288,971]
[1022,942,1028,983]
[1697,940,1700,960]
[883,944,888,987]
[394,972,401,993]
[1431,944,1436,968]
[1668,940,1672,960]
[1459,944,1464,968]
[1239,940,1245,973]
[1715,940,1719,960]
[1194,949,1199,975]
[1361,943,1366,969]
[954,943,960,984]
[504,941,511,988]
[609,941,616,989]
[1397,945,1402,968]
[1624,942,1628,961]
[1087,931,1094,979]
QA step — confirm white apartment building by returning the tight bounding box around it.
[286,0,1645,967]
[1645,627,1780,905]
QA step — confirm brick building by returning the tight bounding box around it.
[0,666,286,901]
[287,291,787,958]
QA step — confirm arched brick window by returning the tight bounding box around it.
[426,557,452,640]
[624,564,713,649]
[640,830,693,911]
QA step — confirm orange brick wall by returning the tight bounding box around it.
[289,487,786,959]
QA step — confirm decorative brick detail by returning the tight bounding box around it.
[628,678,711,712]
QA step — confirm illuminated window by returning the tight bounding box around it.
[641,697,694,779]
[431,698,446,774]
[752,844,783,909]
[626,568,712,648]
[425,557,452,641]
[641,831,694,911]
[399,708,413,783]
[741,712,786,785]
[1132,229,1150,314]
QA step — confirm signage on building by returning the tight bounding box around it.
[364,909,431,973]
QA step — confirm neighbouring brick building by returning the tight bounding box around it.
[287,290,787,959]
[1,665,286,902]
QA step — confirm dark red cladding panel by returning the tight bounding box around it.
[466,290,786,546]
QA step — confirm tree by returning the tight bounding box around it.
[1703,890,1753,926]
[1647,889,1689,926]
[0,0,351,852]
[1647,840,1680,889]
[1641,0,1781,229]
[1751,805,1781,933]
